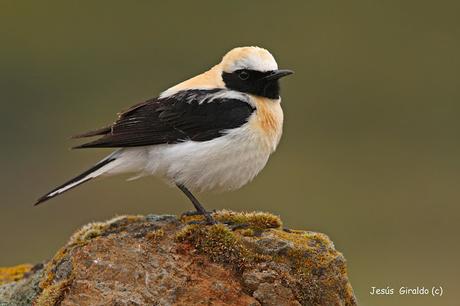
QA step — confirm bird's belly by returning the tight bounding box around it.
[145,124,277,192]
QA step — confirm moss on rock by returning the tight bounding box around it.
[176,223,268,271]
[176,211,356,305]
[35,279,72,306]
[1,210,356,306]
[214,210,282,229]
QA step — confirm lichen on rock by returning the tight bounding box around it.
[0,264,33,286]
[0,210,357,306]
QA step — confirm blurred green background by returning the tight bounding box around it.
[1,1,459,305]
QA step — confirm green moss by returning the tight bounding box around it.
[176,224,238,261]
[272,230,334,268]
[267,229,350,305]
[273,230,331,250]
[239,228,255,237]
[34,279,72,306]
[176,212,304,273]
[104,214,145,228]
[67,222,109,246]
[175,213,350,305]
[67,215,145,246]
[214,210,282,230]
[0,264,33,285]
[180,210,282,231]
[176,223,267,270]
[146,228,165,241]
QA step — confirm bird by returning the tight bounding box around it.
[35,46,293,223]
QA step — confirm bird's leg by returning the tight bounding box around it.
[176,184,215,224]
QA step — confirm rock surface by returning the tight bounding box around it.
[0,210,357,305]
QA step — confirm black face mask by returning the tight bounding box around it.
[222,69,282,99]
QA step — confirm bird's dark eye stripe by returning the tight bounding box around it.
[222,69,281,99]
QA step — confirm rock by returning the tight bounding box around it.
[0,210,357,306]
[253,282,301,306]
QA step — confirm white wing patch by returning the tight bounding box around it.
[164,89,250,105]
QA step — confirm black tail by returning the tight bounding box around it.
[34,157,116,206]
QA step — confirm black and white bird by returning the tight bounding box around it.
[35,46,293,223]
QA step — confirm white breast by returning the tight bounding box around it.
[142,97,283,192]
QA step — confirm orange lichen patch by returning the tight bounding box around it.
[39,247,69,290]
[0,264,33,285]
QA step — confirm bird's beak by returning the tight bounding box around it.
[264,69,294,81]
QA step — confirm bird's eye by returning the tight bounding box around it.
[238,71,249,80]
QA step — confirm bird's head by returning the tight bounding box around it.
[219,46,293,99]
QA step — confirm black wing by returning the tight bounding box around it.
[73,89,255,148]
